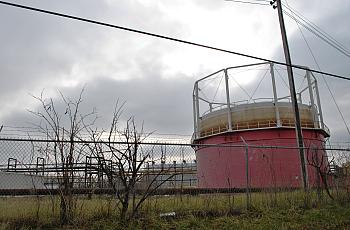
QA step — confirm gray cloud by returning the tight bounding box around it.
[0,0,349,144]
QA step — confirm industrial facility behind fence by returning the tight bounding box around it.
[0,138,349,195]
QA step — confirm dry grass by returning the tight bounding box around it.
[0,190,348,229]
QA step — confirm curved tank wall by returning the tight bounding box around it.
[194,128,328,189]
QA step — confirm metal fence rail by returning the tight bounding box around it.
[0,137,349,193]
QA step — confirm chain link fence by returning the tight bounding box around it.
[0,137,350,221]
[0,138,197,192]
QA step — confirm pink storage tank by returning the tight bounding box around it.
[192,63,330,189]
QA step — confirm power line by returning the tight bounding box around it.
[282,2,350,55]
[284,1,350,137]
[283,10,350,58]
[224,0,270,6]
[0,0,349,81]
[282,4,350,58]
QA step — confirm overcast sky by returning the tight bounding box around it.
[0,0,349,143]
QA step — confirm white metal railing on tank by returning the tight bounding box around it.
[201,97,294,117]
[195,118,330,139]
[193,63,327,141]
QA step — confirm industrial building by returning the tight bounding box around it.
[0,171,49,190]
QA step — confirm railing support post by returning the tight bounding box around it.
[224,69,233,131]
[270,63,281,127]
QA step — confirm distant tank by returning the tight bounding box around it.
[192,62,329,189]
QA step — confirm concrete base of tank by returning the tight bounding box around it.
[193,127,328,189]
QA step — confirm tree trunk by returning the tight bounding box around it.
[60,195,68,225]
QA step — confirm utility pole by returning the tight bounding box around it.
[271,0,308,190]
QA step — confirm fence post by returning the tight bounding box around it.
[240,137,250,209]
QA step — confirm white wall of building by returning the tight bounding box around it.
[0,171,48,189]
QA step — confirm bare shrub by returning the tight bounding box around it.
[30,89,97,224]
[85,103,177,221]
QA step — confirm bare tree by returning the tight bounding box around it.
[86,103,177,221]
[307,145,334,201]
[30,89,97,224]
